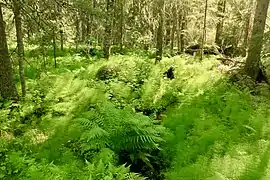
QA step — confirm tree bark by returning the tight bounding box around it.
[0,5,18,100]
[245,0,270,81]
[103,0,114,59]
[156,0,165,63]
[13,0,26,97]
[215,0,226,47]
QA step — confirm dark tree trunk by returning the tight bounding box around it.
[86,15,91,39]
[60,29,64,51]
[103,0,114,59]
[0,5,18,100]
[13,0,26,97]
[245,0,270,81]
[215,0,226,46]
[156,0,165,63]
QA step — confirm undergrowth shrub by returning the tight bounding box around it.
[66,103,167,178]
[0,126,145,180]
[163,80,269,179]
[96,64,120,81]
[6,53,270,180]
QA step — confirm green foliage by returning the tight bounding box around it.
[65,104,166,174]
[96,64,121,81]
[164,79,270,180]
[0,129,145,180]
[3,52,270,179]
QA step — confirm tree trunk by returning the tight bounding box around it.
[156,0,165,63]
[53,32,57,68]
[103,0,114,59]
[215,0,226,46]
[177,7,186,55]
[0,5,18,100]
[165,19,171,46]
[242,0,254,57]
[93,0,97,42]
[119,0,124,52]
[81,13,87,43]
[75,12,80,51]
[60,29,64,51]
[242,18,251,57]
[180,12,186,53]
[177,10,182,54]
[13,0,26,97]
[245,0,270,81]
[200,0,208,61]
[86,15,91,38]
[170,4,177,54]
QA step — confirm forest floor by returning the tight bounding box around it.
[1,53,270,179]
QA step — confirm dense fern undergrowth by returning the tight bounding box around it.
[1,53,270,180]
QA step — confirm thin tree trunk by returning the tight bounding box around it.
[177,10,182,54]
[86,15,91,38]
[245,0,270,80]
[215,0,226,46]
[165,20,171,46]
[170,4,177,54]
[177,7,186,54]
[112,1,117,45]
[156,0,165,63]
[120,0,124,52]
[79,12,86,43]
[0,5,18,100]
[92,0,97,42]
[103,0,114,59]
[200,0,208,61]
[13,0,26,97]
[60,29,64,51]
[180,13,186,53]
[75,12,80,51]
[53,32,57,68]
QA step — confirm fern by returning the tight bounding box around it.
[67,103,166,176]
[84,149,145,180]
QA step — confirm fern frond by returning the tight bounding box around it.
[75,118,93,128]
